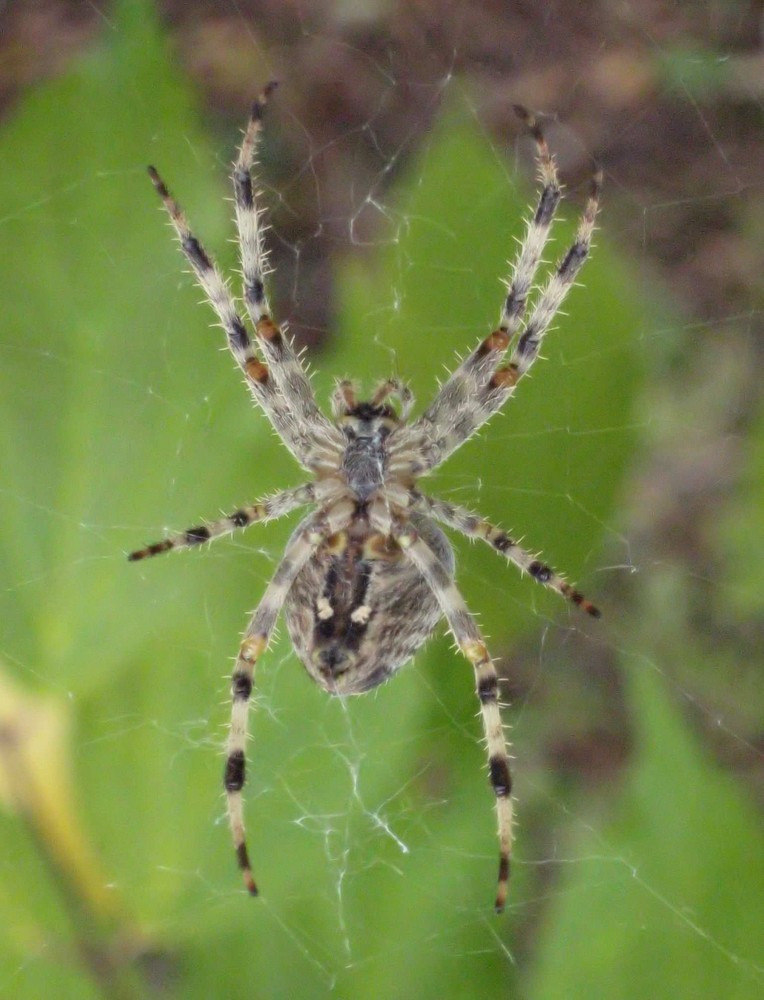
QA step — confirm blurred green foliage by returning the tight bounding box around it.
[1,2,762,998]
[655,44,734,99]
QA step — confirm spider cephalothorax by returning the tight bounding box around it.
[130,83,600,913]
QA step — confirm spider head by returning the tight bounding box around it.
[339,402,398,441]
[331,377,413,432]
[338,403,399,498]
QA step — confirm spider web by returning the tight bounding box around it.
[0,0,763,996]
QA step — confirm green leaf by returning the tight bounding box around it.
[529,663,764,1000]
[0,3,648,996]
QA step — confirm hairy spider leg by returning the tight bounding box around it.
[225,499,354,895]
[430,166,601,469]
[371,378,415,420]
[408,106,563,466]
[493,166,602,388]
[127,483,317,562]
[380,514,513,914]
[331,379,358,417]
[233,82,337,443]
[147,166,333,468]
[414,493,600,617]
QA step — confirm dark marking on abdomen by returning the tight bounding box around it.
[313,552,374,650]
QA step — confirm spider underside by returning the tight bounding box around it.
[130,83,601,914]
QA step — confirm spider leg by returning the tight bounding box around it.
[147,167,335,468]
[370,501,512,913]
[371,378,415,420]
[233,84,339,443]
[413,493,600,617]
[402,108,562,462]
[398,165,601,474]
[232,81,278,325]
[147,166,264,385]
[127,482,318,562]
[492,166,602,390]
[331,379,358,418]
[500,106,563,336]
[225,499,354,896]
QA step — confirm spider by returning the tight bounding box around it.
[130,82,601,913]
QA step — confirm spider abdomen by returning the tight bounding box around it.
[284,513,454,695]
